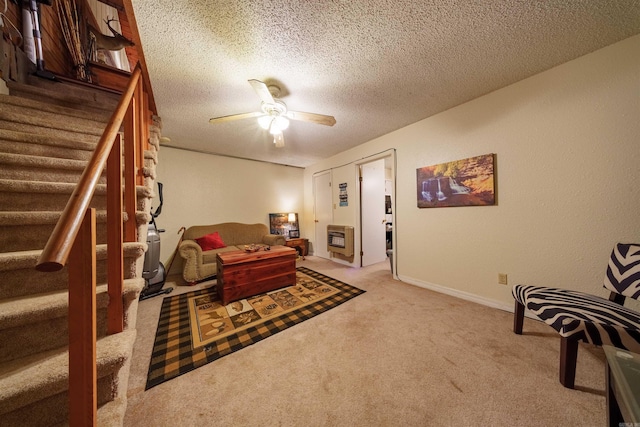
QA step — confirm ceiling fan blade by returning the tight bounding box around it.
[209,111,263,124]
[248,79,275,104]
[286,111,336,126]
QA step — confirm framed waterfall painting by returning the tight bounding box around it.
[416,154,495,208]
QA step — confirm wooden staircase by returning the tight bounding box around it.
[0,75,159,426]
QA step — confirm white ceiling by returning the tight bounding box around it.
[130,1,640,168]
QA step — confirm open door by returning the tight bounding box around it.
[313,171,332,259]
[360,159,387,266]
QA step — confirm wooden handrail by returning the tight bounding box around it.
[32,4,157,423]
[33,62,154,425]
[35,65,142,272]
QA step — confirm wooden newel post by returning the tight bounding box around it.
[68,208,97,426]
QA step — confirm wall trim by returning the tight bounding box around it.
[312,147,397,176]
[160,143,305,169]
[398,274,514,313]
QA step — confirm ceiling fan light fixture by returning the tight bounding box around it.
[269,122,281,135]
[269,118,288,135]
[257,115,273,130]
[274,116,289,130]
[273,131,284,148]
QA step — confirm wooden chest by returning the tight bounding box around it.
[216,245,297,305]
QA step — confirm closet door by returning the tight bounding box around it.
[360,159,387,266]
[313,171,332,259]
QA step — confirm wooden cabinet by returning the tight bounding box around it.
[285,238,309,259]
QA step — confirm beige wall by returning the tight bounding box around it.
[153,147,304,273]
[303,35,640,311]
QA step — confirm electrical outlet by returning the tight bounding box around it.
[498,273,508,285]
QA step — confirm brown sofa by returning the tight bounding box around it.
[178,222,285,283]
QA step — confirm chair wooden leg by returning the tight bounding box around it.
[560,337,578,388]
[513,300,525,334]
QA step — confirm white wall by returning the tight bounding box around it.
[153,147,304,273]
[303,35,640,311]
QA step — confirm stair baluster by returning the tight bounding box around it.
[68,208,98,426]
[106,134,124,334]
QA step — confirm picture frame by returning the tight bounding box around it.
[269,213,299,236]
[289,230,300,238]
[416,153,496,208]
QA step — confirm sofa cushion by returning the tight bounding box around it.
[196,232,226,251]
[185,223,270,244]
[202,246,241,264]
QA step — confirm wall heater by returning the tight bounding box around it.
[327,225,354,256]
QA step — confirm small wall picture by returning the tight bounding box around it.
[339,183,348,206]
[416,154,495,208]
[269,213,299,236]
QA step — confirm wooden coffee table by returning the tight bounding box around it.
[216,245,297,305]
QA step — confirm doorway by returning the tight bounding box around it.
[359,155,394,268]
[313,171,332,259]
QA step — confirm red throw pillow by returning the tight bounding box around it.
[195,232,226,251]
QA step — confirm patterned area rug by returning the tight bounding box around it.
[146,266,365,389]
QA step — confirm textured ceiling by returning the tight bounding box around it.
[130,1,640,168]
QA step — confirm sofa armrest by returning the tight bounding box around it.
[179,239,202,258]
[262,234,286,246]
[179,239,217,283]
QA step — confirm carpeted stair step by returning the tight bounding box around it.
[96,397,129,427]
[0,278,144,364]
[0,106,107,145]
[0,93,112,124]
[6,79,120,115]
[0,243,147,300]
[0,152,106,183]
[0,179,109,212]
[0,329,136,427]
[0,210,108,252]
[0,209,149,252]
[0,128,95,161]
[0,179,154,212]
[0,118,100,145]
[143,150,159,181]
[0,98,110,133]
[0,149,157,187]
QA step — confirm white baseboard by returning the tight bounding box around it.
[397,274,515,313]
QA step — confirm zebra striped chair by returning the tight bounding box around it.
[512,243,640,388]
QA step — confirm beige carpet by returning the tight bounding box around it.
[124,256,606,426]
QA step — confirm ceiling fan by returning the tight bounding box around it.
[209,80,336,147]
